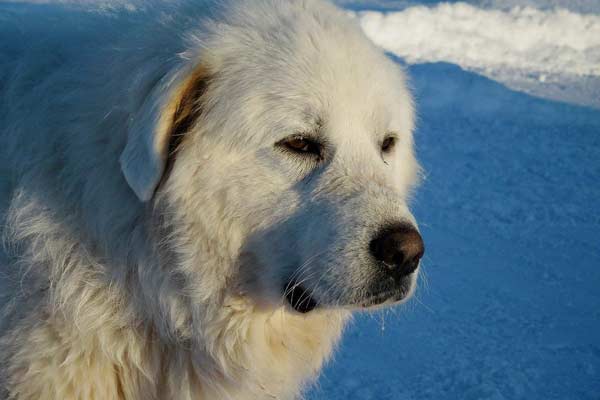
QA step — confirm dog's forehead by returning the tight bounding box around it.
[260,24,412,141]
[200,0,414,145]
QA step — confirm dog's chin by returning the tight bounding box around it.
[283,282,415,314]
[357,288,412,309]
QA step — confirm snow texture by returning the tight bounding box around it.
[358,3,600,76]
[353,2,600,108]
[338,0,600,14]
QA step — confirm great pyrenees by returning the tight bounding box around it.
[0,0,424,399]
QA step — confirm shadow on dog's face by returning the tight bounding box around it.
[240,193,423,313]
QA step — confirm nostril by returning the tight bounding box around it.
[404,253,422,275]
[393,251,406,269]
[413,253,423,265]
[369,224,424,278]
[369,232,402,267]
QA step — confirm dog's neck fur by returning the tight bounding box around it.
[1,190,349,400]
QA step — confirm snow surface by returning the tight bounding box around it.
[338,0,600,14]
[352,2,600,108]
[359,3,600,77]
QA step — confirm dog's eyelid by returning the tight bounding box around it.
[380,134,398,154]
[276,134,324,157]
[382,132,399,141]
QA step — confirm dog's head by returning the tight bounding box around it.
[120,0,422,314]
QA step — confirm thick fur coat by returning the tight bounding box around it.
[0,1,420,399]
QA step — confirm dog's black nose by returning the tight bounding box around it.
[369,224,424,279]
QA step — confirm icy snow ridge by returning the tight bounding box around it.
[357,3,600,108]
[358,3,600,77]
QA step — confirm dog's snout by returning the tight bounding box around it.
[369,224,424,279]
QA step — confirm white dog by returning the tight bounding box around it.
[0,0,423,399]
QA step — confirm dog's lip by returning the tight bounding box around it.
[284,284,318,313]
[359,288,408,308]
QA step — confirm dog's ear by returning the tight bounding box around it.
[120,66,209,202]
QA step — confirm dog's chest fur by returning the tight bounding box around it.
[1,285,347,399]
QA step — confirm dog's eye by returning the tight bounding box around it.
[381,136,396,154]
[278,135,322,157]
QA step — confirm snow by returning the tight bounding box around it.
[358,4,600,76]
[337,0,600,14]
[352,2,600,108]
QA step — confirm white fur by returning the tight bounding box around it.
[0,0,419,399]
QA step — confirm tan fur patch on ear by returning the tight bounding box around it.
[160,65,211,183]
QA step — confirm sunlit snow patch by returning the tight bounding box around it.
[356,2,600,108]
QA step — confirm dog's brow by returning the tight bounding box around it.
[305,115,324,137]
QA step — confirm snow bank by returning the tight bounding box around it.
[358,3,600,77]
[356,3,600,107]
